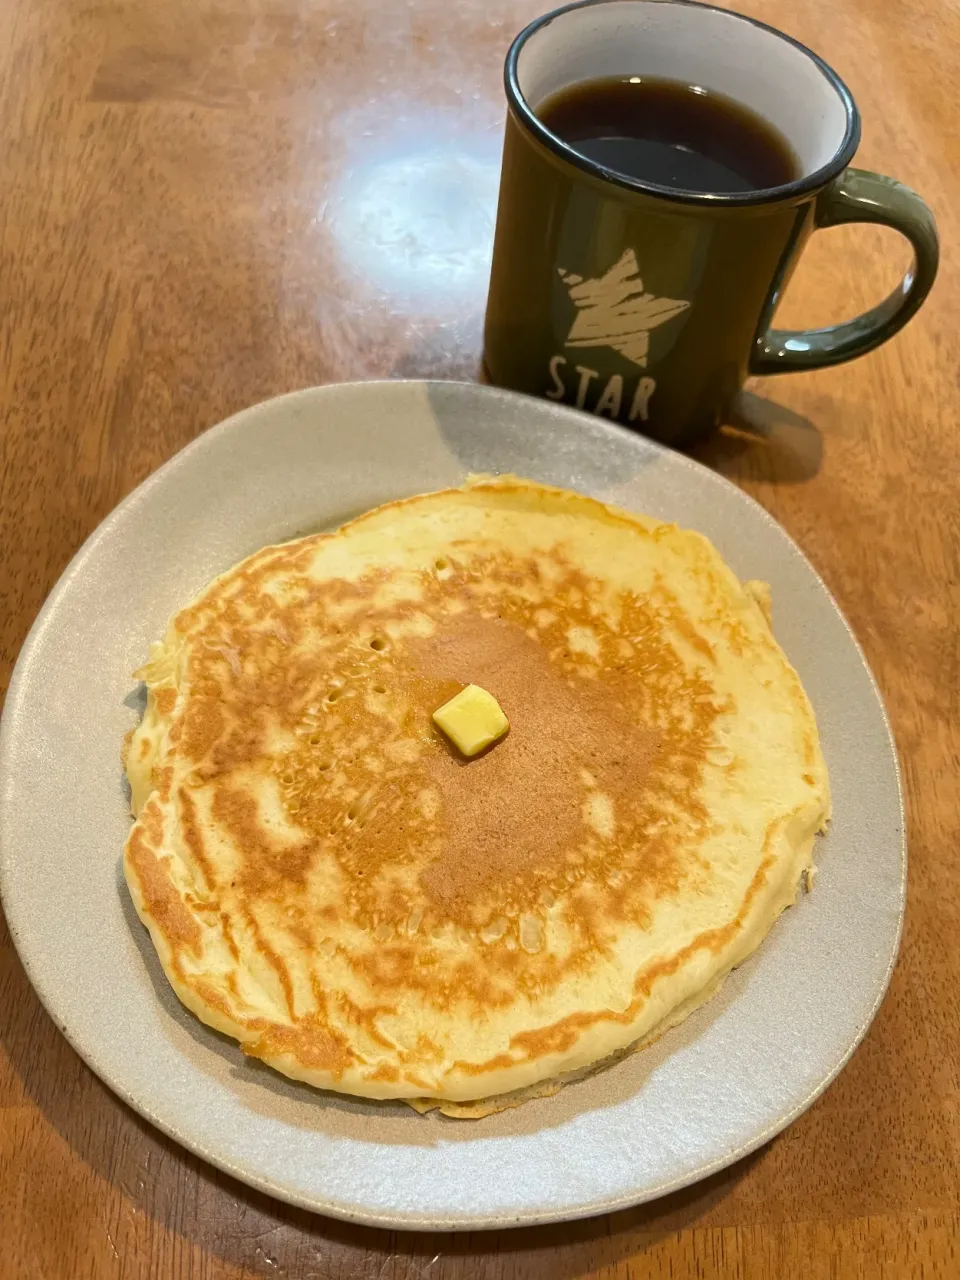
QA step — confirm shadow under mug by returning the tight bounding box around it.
[483,0,939,449]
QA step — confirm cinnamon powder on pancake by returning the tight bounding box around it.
[410,615,660,915]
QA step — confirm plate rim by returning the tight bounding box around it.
[0,378,906,1230]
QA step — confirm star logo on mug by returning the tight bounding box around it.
[558,248,690,368]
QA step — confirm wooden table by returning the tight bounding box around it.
[1,0,957,1275]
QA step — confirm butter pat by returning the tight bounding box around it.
[432,684,509,757]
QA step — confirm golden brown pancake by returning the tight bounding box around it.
[123,476,829,1113]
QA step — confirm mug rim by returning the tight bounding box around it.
[504,0,862,208]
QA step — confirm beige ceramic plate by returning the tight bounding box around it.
[0,381,904,1229]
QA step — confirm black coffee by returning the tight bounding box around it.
[537,76,799,194]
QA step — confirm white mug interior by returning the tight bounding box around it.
[515,0,853,182]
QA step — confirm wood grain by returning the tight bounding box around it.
[1,0,957,1276]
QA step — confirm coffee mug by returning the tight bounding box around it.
[483,0,939,447]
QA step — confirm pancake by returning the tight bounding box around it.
[123,475,830,1113]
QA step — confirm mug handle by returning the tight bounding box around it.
[750,168,939,375]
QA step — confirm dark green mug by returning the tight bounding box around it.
[483,0,939,448]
